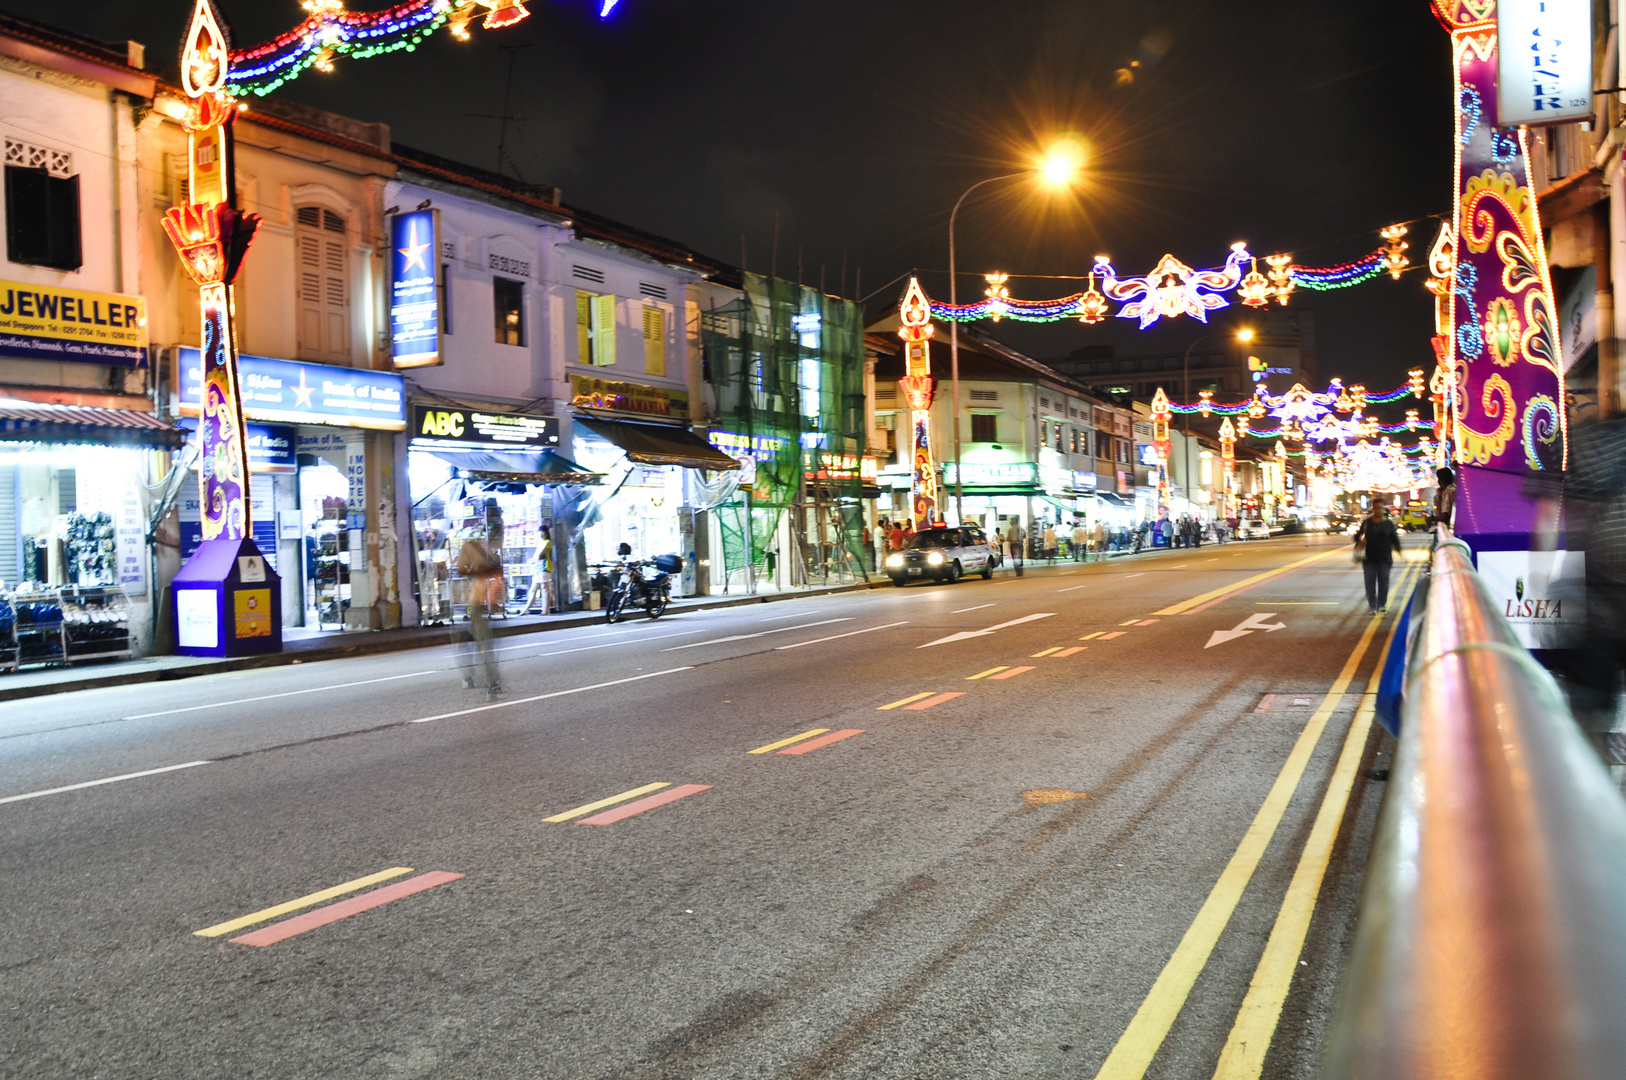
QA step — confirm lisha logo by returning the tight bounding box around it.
[1506,574,1562,620]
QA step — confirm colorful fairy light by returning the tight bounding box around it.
[226,0,619,96]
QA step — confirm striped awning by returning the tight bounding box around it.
[0,401,187,448]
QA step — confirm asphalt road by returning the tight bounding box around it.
[0,535,1422,1080]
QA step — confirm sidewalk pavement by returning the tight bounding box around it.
[0,547,1158,704]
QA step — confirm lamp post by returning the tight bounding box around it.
[945,143,1081,526]
[1178,326,1253,508]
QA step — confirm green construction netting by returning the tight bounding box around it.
[701,273,867,588]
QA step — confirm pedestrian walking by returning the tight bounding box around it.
[521,523,553,614]
[1072,521,1087,561]
[1353,503,1402,613]
[1011,523,1026,575]
[456,537,504,695]
[1043,523,1057,562]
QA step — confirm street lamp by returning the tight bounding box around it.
[1178,326,1253,508]
[947,140,1082,525]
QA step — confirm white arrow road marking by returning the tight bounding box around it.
[1206,612,1287,648]
[918,612,1056,649]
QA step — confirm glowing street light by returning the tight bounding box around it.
[945,139,1085,524]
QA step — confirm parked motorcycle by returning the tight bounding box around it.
[604,554,683,622]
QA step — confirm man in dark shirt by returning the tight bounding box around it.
[1355,503,1403,613]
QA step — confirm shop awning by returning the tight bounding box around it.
[1093,491,1132,507]
[574,417,740,471]
[0,400,187,448]
[429,449,604,485]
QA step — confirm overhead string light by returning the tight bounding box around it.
[227,0,621,97]
[926,225,1412,326]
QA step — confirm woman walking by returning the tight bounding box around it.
[1353,503,1402,614]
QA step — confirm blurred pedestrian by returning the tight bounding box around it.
[1043,523,1057,562]
[1433,467,1456,528]
[889,520,905,551]
[1353,503,1401,614]
[1072,521,1087,561]
[456,537,503,694]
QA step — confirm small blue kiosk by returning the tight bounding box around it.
[172,537,283,658]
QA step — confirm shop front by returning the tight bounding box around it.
[940,460,1045,548]
[404,403,602,623]
[565,375,739,605]
[175,348,406,630]
[0,400,185,666]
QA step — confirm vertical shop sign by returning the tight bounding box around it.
[116,484,147,595]
[1496,0,1593,126]
[1442,1,1568,475]
[389,208,443,368]
[197,282,250,540]
[346,439,367,533]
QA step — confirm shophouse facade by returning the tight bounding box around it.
[141,94,408,635]
[0,15,182,663]
[867,317,1134,544]
[382,150,737,622]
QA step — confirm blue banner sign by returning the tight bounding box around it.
[177,417,297,473]
[178,348,406,431]
[389,208,442,369]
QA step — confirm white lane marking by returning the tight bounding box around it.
[0,761,213,806]
[410,668,692,723]
[495,628,707,655]
[1059,585,1089,593]
[661,619,854,652]
[1123,572,1145,578]
[1208,558,1219,562]
[776,621,911,650]
[951,604,995,614]
[1205,612,1288,649]
[762,609,824,621]
[918,612,1057,649]
[1171,564,1188,569]
[124,671,435,719]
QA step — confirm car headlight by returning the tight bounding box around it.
[886,554,904,569]
[926,552,945,566]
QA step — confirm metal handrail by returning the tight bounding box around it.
[1324,534,1626,1080]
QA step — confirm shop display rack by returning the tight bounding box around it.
[0,585,131,672]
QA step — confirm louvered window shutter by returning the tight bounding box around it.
[577,291,592,363]
[295,206,348,361]
[591,294,616,366]
[642,304,665,377]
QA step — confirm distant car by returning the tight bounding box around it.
[1237,520,1281,540]
[1399,505,1429,531]
[884,526,994,585]
[1279,518,1306,535]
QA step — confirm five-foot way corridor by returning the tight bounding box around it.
[0,536,1425,1079]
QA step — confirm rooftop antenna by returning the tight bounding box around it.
[467,44,533,180]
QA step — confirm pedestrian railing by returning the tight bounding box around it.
[1323,533,1626,1080]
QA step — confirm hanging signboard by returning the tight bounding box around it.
[569,374,690,422]
[0,281,148,367]
[178,348,407,430]
[410,404,559,447]
[1497,0,1594,127]
[389,208,443,369]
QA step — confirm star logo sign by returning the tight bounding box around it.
[398,221,430,277]
[291,369,315,410]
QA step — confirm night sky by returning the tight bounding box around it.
[27,0,1454,394]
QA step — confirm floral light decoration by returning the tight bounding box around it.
[1077,270,1109,324]
[1266,252,1296,306]
[1094,244,1251,329]
[984,272,1010,323]
[1381,223,1411,279]
[1238,257,1271,308]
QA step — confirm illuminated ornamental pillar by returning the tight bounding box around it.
[1434,0,1569,547]
[1218,417,1237,519]
[166,0,280,657]
[1150,387,1173,513]
[897,279,940,528]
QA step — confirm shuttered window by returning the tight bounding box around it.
[295,206,348,361]
[642,304,665,377]
[588,294,617,365]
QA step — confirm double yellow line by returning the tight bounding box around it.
[1094,560,1419,1080]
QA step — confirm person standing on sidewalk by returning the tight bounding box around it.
[1353,503,1402,614]
[456,537,504,695]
